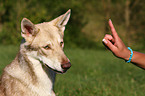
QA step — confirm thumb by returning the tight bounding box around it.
[102,39,117,52]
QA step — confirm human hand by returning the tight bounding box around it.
[102,19,130,61]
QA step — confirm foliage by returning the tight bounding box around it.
[0,0,145,49]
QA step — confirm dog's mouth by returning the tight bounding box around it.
[44,64,64,74]
[38,59,69,74]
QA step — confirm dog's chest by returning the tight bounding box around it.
[4,54,56,96]
[26,55,55,95]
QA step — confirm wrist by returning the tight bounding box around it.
[125,47,133,63]
[123,48,132,61]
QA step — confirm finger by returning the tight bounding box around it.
[108,19,119,39]
[104,34,115,44]
[102,38,117,52]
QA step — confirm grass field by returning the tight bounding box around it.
[0,45,145,96]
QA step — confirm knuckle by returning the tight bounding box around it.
[104,34,112,39]
[105,34,111,37]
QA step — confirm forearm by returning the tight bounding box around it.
[126,51,145,69]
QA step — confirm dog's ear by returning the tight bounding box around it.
[50,9,71,33]
[21,18,39,42]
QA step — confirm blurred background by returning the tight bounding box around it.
[1,0,145,96]
[0,0,145,50]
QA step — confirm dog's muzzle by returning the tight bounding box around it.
[61,62,71,73]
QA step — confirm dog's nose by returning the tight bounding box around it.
[61,62,71,70]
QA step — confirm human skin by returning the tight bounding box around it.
[102,19,145,69]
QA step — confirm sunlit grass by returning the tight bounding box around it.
[0,45,145,96]
[55,48,145,96]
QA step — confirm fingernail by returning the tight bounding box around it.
[109,19,112,23]
[102,39,107,44]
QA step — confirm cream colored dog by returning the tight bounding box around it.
[0,9,71,96]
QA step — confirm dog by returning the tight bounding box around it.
[0,9,71,96]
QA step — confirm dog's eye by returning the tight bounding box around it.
[60,41,64,47]
[43,45,51,50]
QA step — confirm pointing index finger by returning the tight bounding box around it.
[109,19,118,39]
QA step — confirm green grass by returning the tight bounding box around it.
[0,45,19,74]
[0,45,145,96]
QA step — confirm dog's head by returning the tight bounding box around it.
[21,10,71,73]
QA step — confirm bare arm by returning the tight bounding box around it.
[102,19,145,69]
[131,51,145,69]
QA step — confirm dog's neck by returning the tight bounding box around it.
[18,47,56,95]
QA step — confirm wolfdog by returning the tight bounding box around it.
[0,9,71,96]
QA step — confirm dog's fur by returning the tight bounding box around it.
[0,10,71,96]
